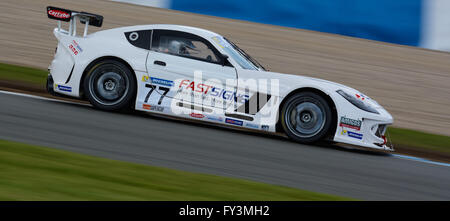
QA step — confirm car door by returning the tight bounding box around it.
[145,29,237,111]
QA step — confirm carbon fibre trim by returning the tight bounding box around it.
[224,113,253,121]
[65,64,75,84]
[176,102,213,113]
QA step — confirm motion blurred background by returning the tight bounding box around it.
[114,0,450,51]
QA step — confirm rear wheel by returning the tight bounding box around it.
[46,74,56,96]
[280,92,332,143]
[84,60,136,111]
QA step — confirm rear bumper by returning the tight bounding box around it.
[46,74,75,99]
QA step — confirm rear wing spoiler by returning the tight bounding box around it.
[46,6,103,37]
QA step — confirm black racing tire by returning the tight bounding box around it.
[280,92,332,144]
[46,74,57,96]
[83,59,136,111]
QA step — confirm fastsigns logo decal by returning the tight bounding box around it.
[178,80,249,103]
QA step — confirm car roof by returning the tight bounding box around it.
[108,24,222,39]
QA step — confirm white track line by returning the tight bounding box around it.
[0,90,90,106]
[1,89,449,167]
[392,154,450,167]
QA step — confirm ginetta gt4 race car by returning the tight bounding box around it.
[46,6,394,151]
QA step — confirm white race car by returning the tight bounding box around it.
[46,6,394,151]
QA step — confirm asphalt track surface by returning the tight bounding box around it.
[0,91,449,200]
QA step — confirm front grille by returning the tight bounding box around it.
[375,124,387,138]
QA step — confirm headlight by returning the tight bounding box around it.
[337,89,379,114]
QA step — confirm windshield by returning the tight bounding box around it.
[211,36,266,71]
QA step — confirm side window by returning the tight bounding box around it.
[152,30,220,63]
[124,30,152,50]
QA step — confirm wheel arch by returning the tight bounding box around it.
[276,87,338,140]
[79,56,136,98]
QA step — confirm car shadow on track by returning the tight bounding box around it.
[50,99,392,159]
[129,108,392,158]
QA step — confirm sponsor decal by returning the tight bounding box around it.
[209,87,249,103]
[245,123,259,129]
[142,104,164,112]
[339,117,362,130]
[142,76,174,87]
[211,36,225,48]
[48,9,71,20]
[151,105,164,112]
[142,104,151,110]
[55,84,72,92]
[178,80,249,103]
[190,113,205,119]
[179,80,213,94]
[348,131,363,140]
[72,40,83,53]
[68,44,79,55]
[261,125,269,131]
[355,93,364,100]
[355,93,370,101]
[206,116,223,122]
[211,36,231,49]
[342,129,363,140]
[341,129,348,136]
[151,77,174,87]
[225,118,243,126]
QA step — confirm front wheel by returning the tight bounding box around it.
[280,92,332,144]
[84,60,136,111]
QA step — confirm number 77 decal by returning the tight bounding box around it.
[144,84,170,105]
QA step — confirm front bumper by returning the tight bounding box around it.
[335,121,394,151]
[333,105,394,151]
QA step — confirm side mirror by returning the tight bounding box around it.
[221,54,229,66]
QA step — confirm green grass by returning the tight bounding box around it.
[0,63,47,85]
[388,127,450,154]
[0,140,350,201]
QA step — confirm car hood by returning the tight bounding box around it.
[261,70,354,92]
[257,70,383,108]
